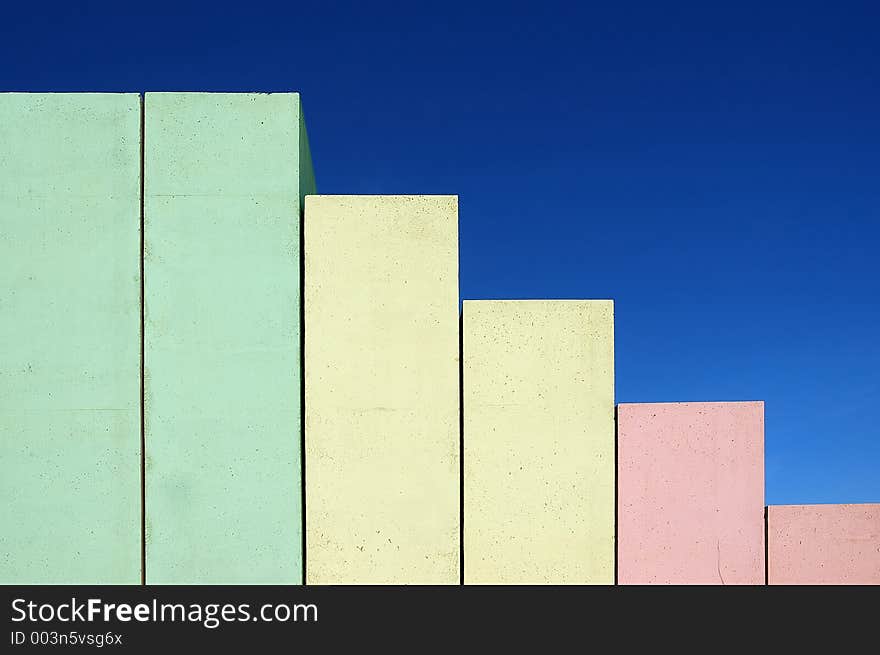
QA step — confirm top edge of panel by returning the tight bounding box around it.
[462,298,614,305]
[617,400,765,408]
[144,91,302,97]
[1,92,301,99]
[0,92,141,100]
[0,91,140,95]
[305,194,458,200]
[768,503,880,510]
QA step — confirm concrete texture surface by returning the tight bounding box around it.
[0,93,142,583]
[463,300,615,584]
[768,503,880,584]
[617,402,765,584]
[305,195,459,584]
[144,93,315,583]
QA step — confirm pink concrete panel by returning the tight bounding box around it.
[617,402,765,584]
[768,504,880,585]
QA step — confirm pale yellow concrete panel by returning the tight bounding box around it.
[305,195,459,584]
[463,300,615,584]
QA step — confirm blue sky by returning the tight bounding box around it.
[3,1,877,504]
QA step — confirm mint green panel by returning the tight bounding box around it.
[0,93,142,584]
[144,93,312,583]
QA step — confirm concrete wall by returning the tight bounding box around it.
[4,93,877,586]
[305,195,459,584]
[617,402,765,584]
[144,93,314,583]
[463,300,615,583]
[768,503,880,584]
[0,93,142,583]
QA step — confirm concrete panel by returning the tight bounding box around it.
[463,300,615,584]
[144,93,315,583]
[305,195,459,584]
[768,504,880,584]
[617,402,765,584]
[0,93,142,583]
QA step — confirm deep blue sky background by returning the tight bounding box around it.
[3,1,877,504]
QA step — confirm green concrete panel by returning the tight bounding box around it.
[144,93,314,583]
[0,93,142,583]
[463,300,615,584]
[305,195,460,584]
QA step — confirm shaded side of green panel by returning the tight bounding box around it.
[144,92,306,584]
[299,100,317,199]
[0,93,142,584]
